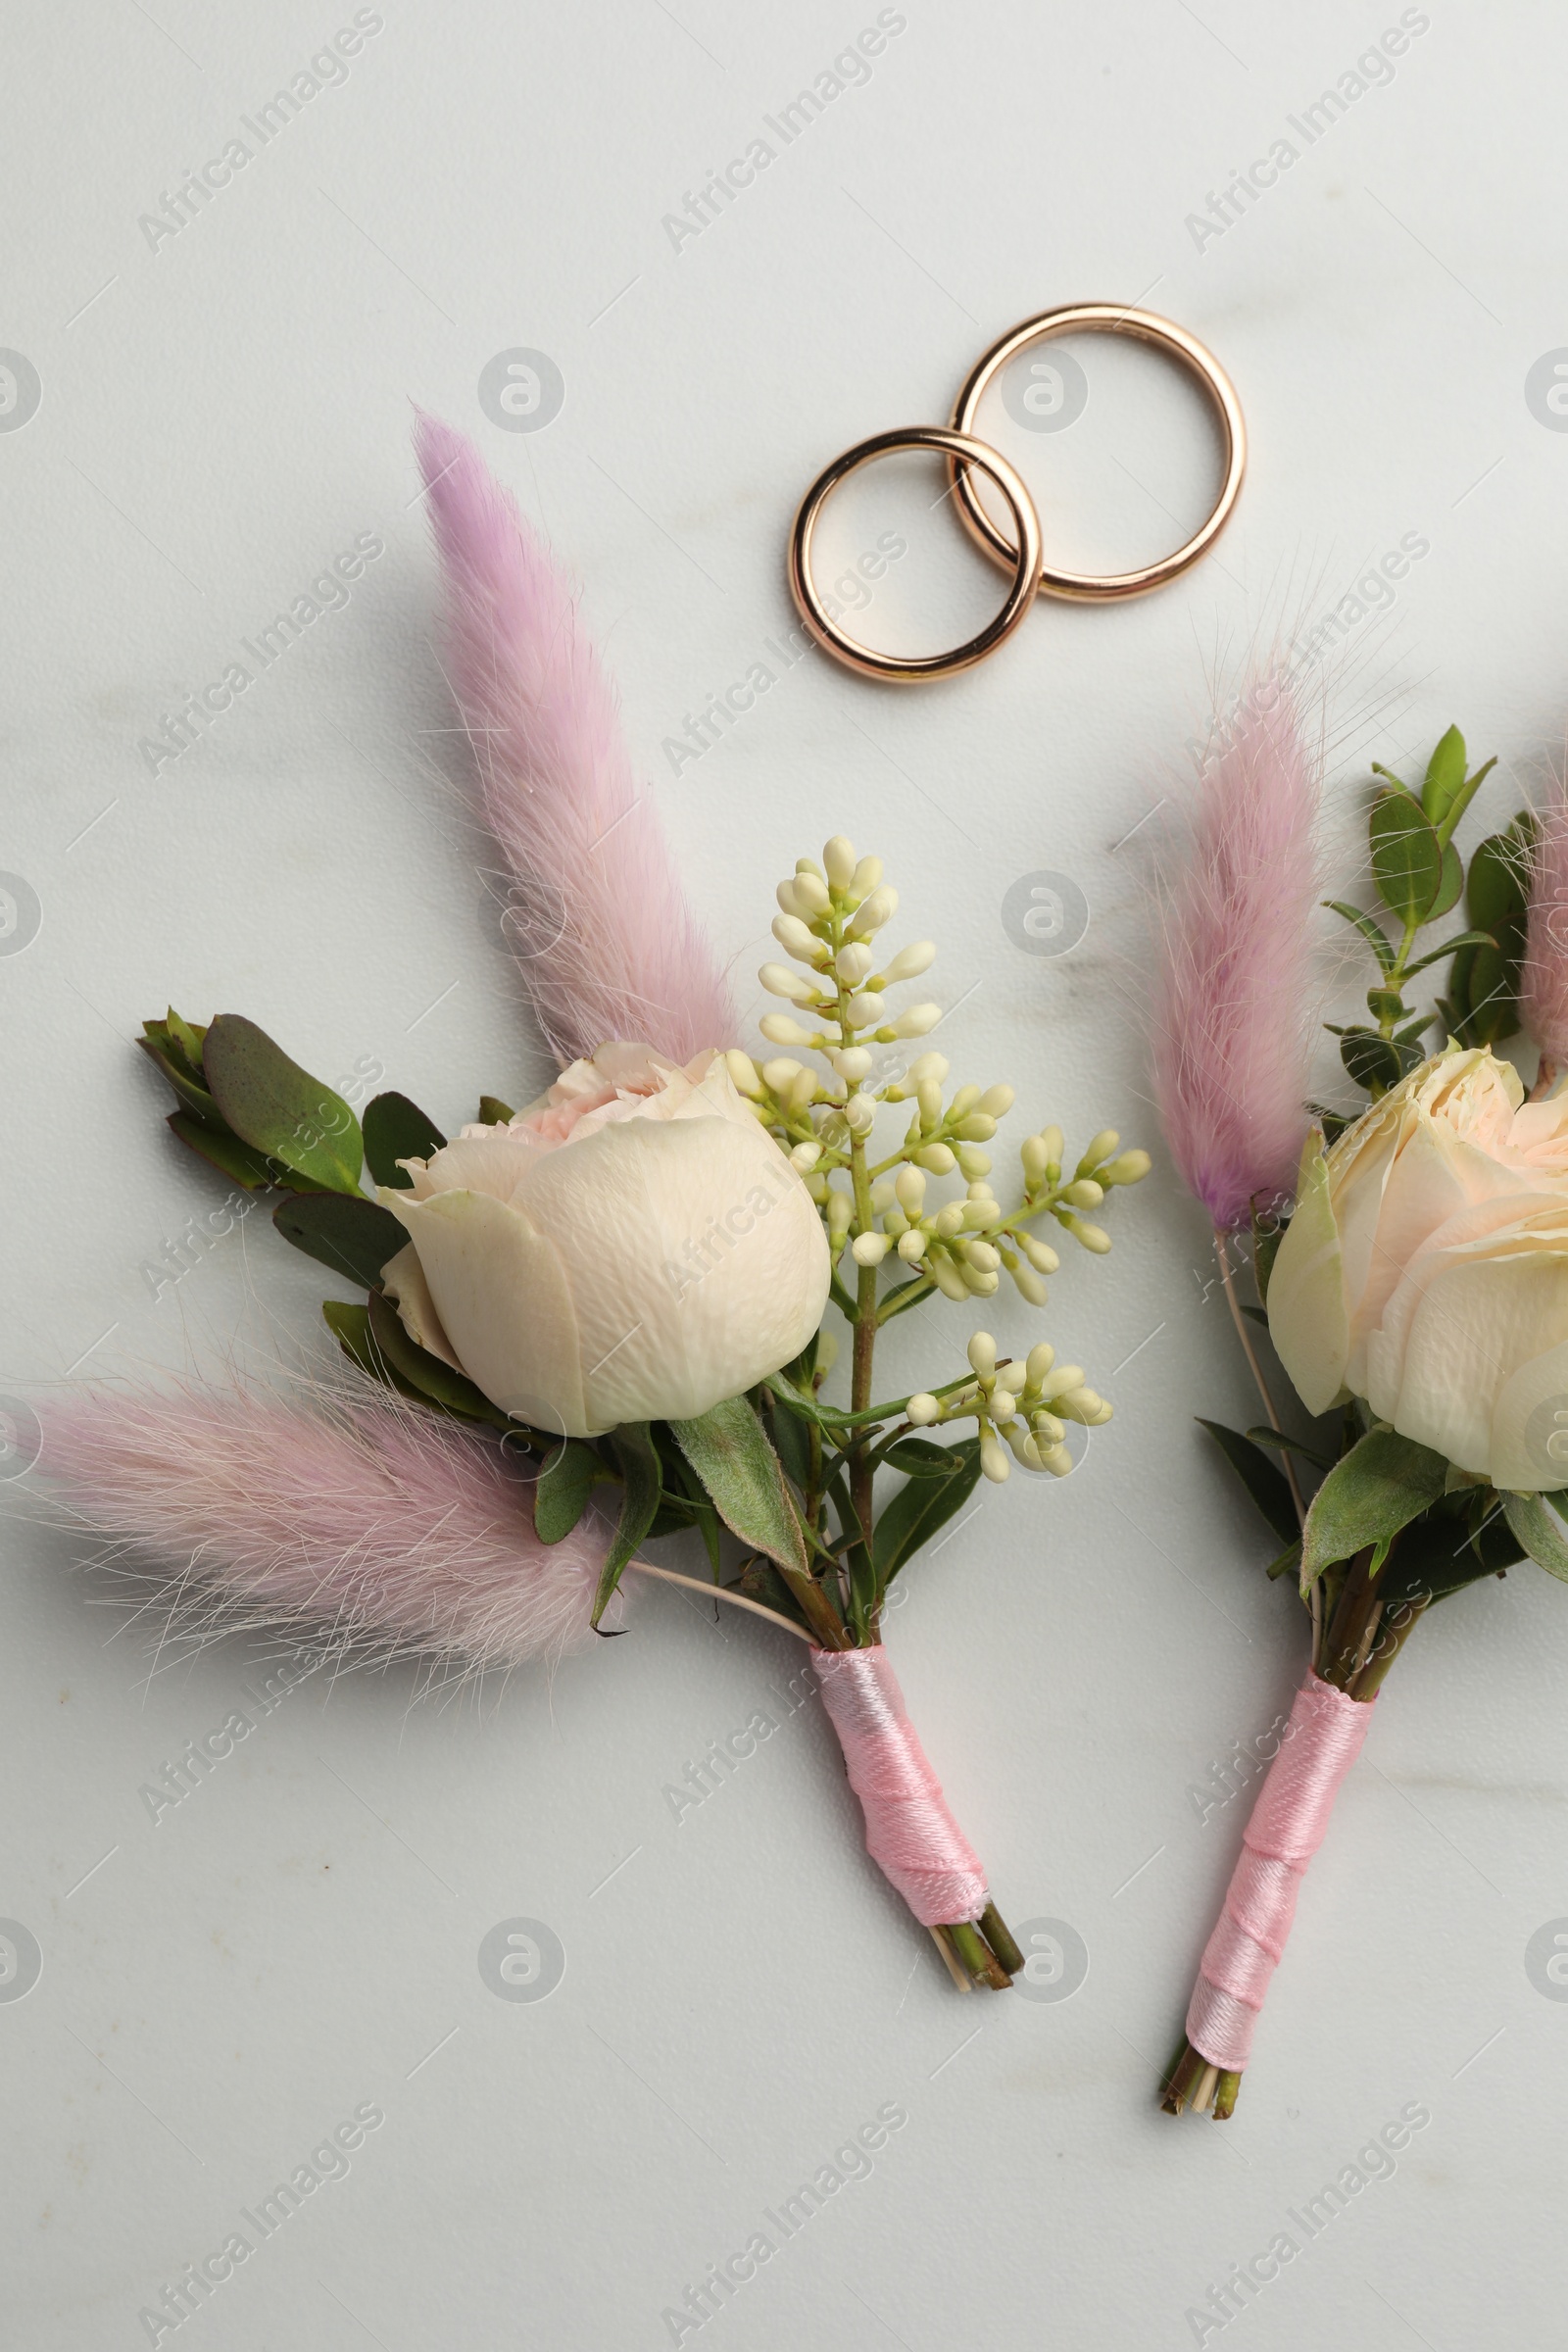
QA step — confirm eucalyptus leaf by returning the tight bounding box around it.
[477,1095,515,1126]
[363,1291,513,1428]
[164,1007,209,1070]
[1298,1426,1448,1590]
[166,1111,280,1192]
[140,1028,226,1128]
[320,1298,387,1387]
[669,1396,808,1578]
[272,1192,408,1291]
[1197,1420,1298,1546]
[363,1092,447,1189]
[202,1014,363,1195]
[357,1298,505,1420]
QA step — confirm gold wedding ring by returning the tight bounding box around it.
[786,305,1245,680]
[949,304,1246,601]
[788,426,1042,683]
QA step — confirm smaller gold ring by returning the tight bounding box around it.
[788,424,1043,682]
[949,305,1246,602]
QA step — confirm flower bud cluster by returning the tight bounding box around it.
[906,1334,1112,1483]
[1018,1126,1152,1254]
[760,839,940,1077]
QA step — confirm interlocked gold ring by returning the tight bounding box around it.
[787,424,1043,684]
[948,304,1246,601]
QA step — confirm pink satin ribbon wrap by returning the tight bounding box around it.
[810,1645,988,1927]
[1186,1669,1374,2070]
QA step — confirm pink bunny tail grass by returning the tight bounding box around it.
[413,410,736,1065]
[1522,792,1568,1078]
[1152,674,1322,1231]
[42,1372,610,1679]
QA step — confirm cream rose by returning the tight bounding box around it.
[379,1044,829,1438]
[1267,1047,1568,1489]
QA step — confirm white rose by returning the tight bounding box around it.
[379,1044,829,1438]
[1267,1047,1568,1489]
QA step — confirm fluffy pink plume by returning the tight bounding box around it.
[46,1375,610,1673]
[1152,677,1321,1230]
[414,410,735,1065]
[1522,793,1568,1072]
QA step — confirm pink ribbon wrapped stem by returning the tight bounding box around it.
[1186,1668,1374,2071]
[810,1644,989,1928]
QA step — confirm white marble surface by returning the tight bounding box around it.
[4,2,1565,2344]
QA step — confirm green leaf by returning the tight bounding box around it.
[873,1436,983,1581]
[1400,928,1496,978]
[1340,1030,1419,1095]
[166,1110,280,1191]
[1265,1536,1302,1582]
[736,1555,810,1628]
[1370,788,1443,926]
[1502,1491,1568,1585]
[1197,1420,1298,1546]
[140,1025,226,1128]
[477,1095,515,1126]
[364,1290,512,1428]
[1298,1426,1448,1590]
[1434,756,1497,850]
[201,1015,364,1195]
[272,1192,408,1290]
[668,1396,809,1579]
[762,1384,815,1492]
[592,1424,662,1626]
[1425,840,1464,922]
[1325,901,1396,975]
[363,1092,446,1190]
[1466,828,1529,930]
[321,1298,381,1383]
[535,1439,612,1544]
[1245,1425,1336,1471]
[665,1445,723,1575]
[1419,725,1467,827]
[883,1435,966,1476]
[758,1377,854,1435]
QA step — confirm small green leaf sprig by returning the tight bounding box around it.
[1322,723,1534,1119]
